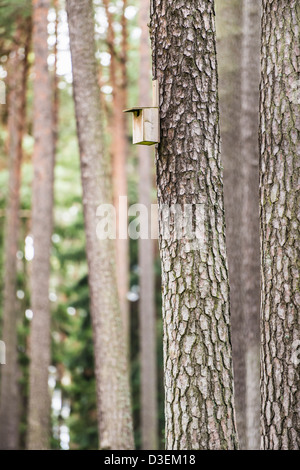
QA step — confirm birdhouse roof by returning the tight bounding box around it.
[123,106,158,113]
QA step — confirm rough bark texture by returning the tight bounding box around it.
[27,0,54,450]
[138,0,158,450]
[215,0,245,448]
[240,0,261,450]
[0,22,29,450]
[150,0,238,450]
[260,0,300,450]
[66,0,134,450]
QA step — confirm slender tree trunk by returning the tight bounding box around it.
[103,0,130,341]
[215,0,245,448]
[0,21,30,450]
[117,1,130,341]
[215,0,261,449]
[150,0,238,450]
[240,0,261,450]
[66,0,134,450]
[138,0,158,450]
[27,0,54,450]
[52,0,59,153]
[112,102,129,342]
[260,0,300,450]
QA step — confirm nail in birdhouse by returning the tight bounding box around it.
[123,80,160,146]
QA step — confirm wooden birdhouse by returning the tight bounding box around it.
[123,80,160,146]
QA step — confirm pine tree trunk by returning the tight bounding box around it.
[150,0,238,450]
[138,0,158,450]
[260,0,300,450]
[66,0,134,450]
[0,22,29,450]
[27,0,54,450]
[240,0,261,450]
[215,0,245,448]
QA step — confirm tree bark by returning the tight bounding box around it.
[150,0,238,450]
[260,0,300,450]
[0,20,30,450]
[138,0,158,450]
[27,0,54,450]
[66,0,134,450]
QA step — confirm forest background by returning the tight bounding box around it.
[0,0,298,451]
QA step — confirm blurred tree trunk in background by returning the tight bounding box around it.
[66,0,134,450]
[117,2,129,343]
[27,0,55,450]
[240,0,260,450]
[0,19,30,450]
[27,0,54,449]
[215,0,261,449]
[150,0,238,449]
[103,0,129,343]
[138,0,158,450]
[52,0,59,155]
[260,0,299,450]
[215,0,245,448]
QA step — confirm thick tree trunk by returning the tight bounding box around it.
[215,0,245,448]
[260,0,300,450]
[240,0,261,450]
[150,0,238,450]
[138,0,158,450]
[0,22,29,450]
[27,0,54,450]
[66,0,134,450]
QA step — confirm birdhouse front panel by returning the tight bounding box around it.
[133,108,160,145]
[132,110,144,144]
[124,107,160,146]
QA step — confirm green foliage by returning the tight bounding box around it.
[0,0,32,51]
